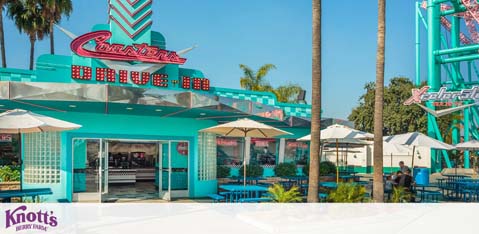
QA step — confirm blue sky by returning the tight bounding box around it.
[2,0,419,119]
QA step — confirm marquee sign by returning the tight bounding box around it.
[69,31,209,91]
[404,86,479,106]
[70,31,187,65]
[71,65,210,91]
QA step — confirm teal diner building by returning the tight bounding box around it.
[0,0,313,202]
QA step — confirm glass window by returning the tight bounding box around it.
[216,137,244,166]
[198,133,216,181]
[0,134,21,166]
[284,140,309,165]
[23,132,61,184]
[250,138,277,166]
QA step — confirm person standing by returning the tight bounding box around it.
[399,161,410,173]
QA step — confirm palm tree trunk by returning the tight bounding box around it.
[0,6,6,68]
[50,19,55,54]
[307,0,321,203]
[29,36,35,70]
[373,0,386,202]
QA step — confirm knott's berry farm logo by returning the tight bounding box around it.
[404,86,479,107]
[4,205,58,232]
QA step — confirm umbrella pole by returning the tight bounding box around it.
[244,137,247,188]
[411,146,416,176]
[336,139,339,183]
[391,153,393,174]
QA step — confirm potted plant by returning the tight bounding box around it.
[274,162,297,177]
[303,161,337,181]
[0,165,21,191]
[328,183,369,203]
[266,183,302,203]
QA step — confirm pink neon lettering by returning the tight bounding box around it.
[71,31,187,65]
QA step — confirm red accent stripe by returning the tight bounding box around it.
[111,5,152,28]
[110,15,152,39]
[113,0,152,18]
[126,0,142,6]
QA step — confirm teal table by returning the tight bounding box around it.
[0,188,52,202]
[219,185,269,202]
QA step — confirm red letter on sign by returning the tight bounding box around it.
[119,70,128,83]
[72,65,92,80]
[131,71,150,85]
[96,68,116,82]
[152,74,168,87]
[202,78,210,91]
[192,78,202,90]
[181,76,191,89]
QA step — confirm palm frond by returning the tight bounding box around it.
[256,64,276,79]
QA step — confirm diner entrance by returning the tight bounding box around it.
[72,138,189,202]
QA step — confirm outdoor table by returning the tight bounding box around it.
[339,175,360,182]
[219,185,269,202]
[414,184,440,202]
[319,182,338,189]
[280,176,308,188]
[0,188,52,202]
[459,182,479,202]
[233,177,266,185]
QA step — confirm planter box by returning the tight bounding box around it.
[0,181,20,191]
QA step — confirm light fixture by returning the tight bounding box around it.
[199,113,206,116]
[155,109,162,112]
[68,105,76,108]
[0,104,4,107]
[126,107,133,110]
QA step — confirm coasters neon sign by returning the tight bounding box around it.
[70,30,187,65]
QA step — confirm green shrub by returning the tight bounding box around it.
[0,166,21,182]
[274,162,297,177]
[266,183,303,203]
[303,161,337,176]
[328,183,368,203]
[390,186,412,203]
[217,165,231,178]
[239,164,264,177]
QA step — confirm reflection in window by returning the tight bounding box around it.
[284,140,309,165]
[216,137,244,166]
[250,138,277,166]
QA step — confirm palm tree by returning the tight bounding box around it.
[307,0,321,203]
[40,0,72,54]
[8,0,49,70]
[273,84,303,103]
[0,0,8,68]
[239,64,276,91]
[373,0,386,202]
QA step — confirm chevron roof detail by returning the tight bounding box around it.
[111,5,152,28]
[113,0,152,18]
[110,15,152,39]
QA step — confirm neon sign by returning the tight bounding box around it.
[71,65,210,91]
[70,31,187,65]
[404,86,479,106]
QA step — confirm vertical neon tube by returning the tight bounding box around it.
[416,1,421,86]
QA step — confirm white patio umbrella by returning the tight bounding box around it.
[454,140,479,151]
[298,124,373,183]
[0,109,82,133]
[200,118,291,187]
[384,132,454,174]
[454,140,479,174]
[383,141,411,174]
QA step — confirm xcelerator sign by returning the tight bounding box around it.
[3,205,58,232]
[404,86,479,106]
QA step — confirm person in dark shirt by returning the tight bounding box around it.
[398,169,413,190]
